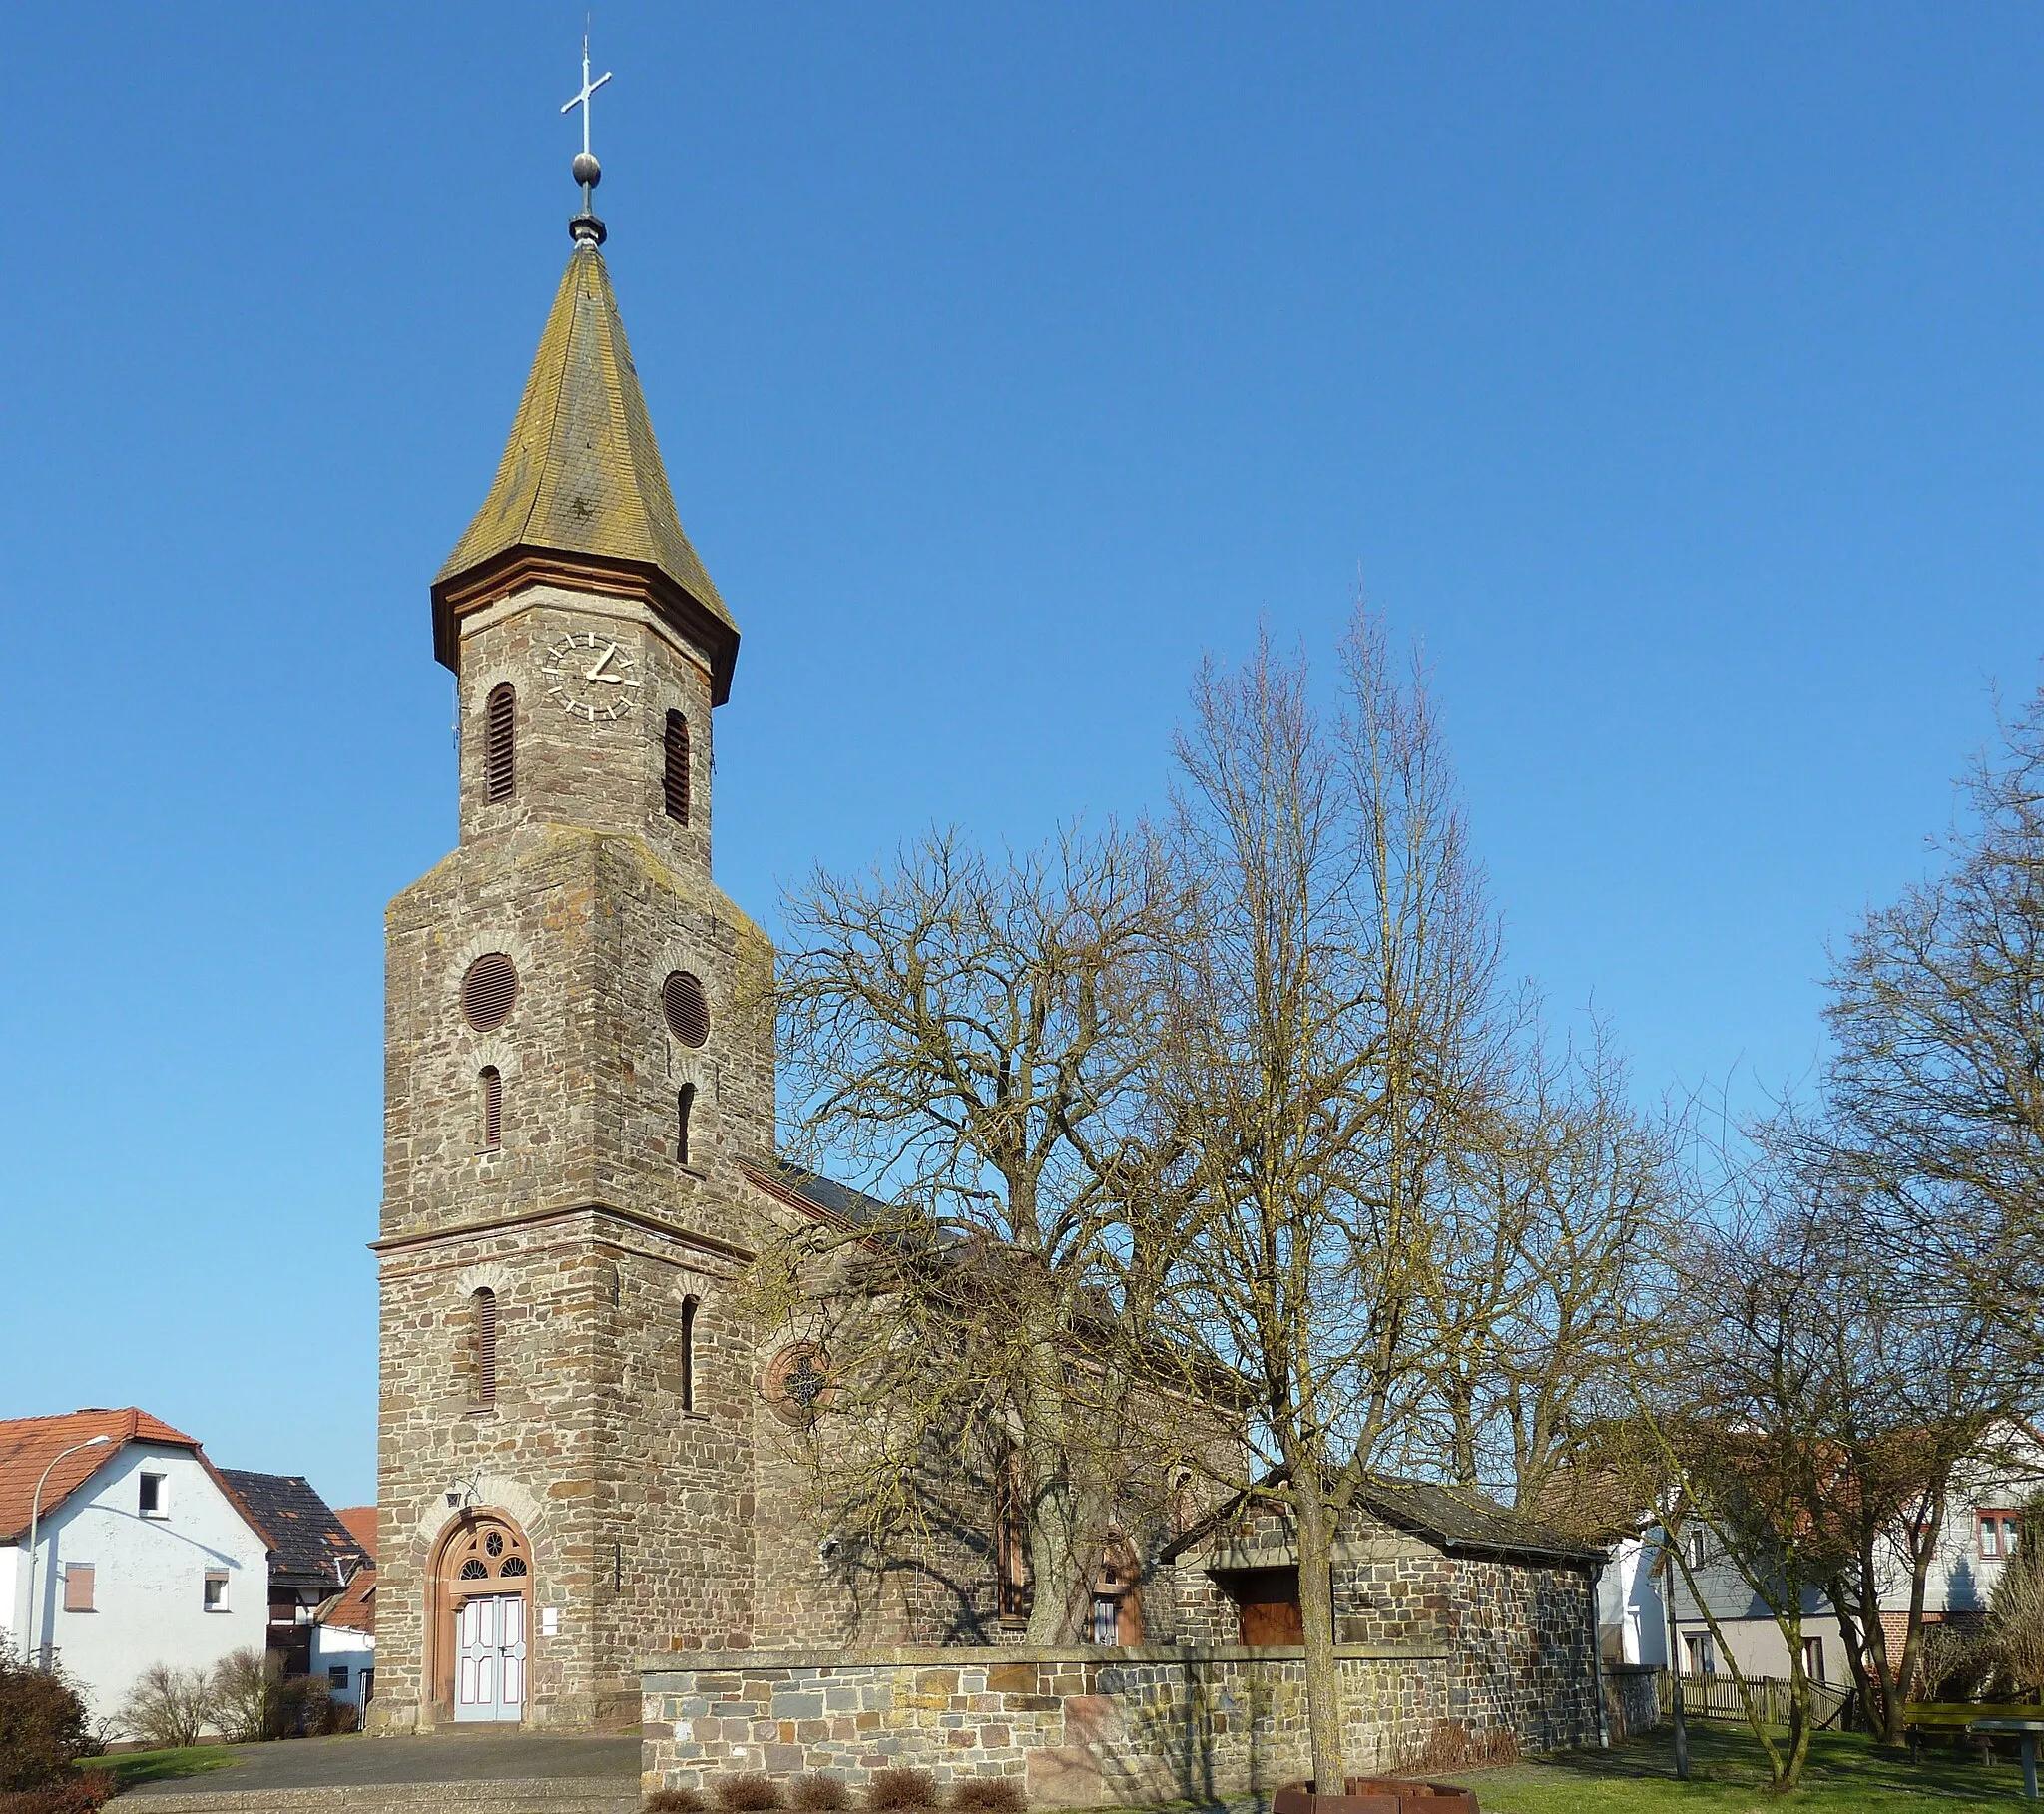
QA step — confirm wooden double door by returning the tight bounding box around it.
[453,1592,526,1722]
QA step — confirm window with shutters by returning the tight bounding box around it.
[676,1083,696,1166]
[681,1295,699,1413]
[469,1287,499,1412]
[484,685,516,802]
[63,1566,95,1613]
[664,710,691,823]
[479,1067,503,1151]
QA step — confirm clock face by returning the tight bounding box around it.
[539,630,640,722]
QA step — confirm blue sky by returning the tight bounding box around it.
[5,5,2043,1507]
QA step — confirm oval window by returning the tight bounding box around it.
[662,971,710,1047]
[462,953,519,1031]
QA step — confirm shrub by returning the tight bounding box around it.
[1916,1619,1995,1703]
[315,1697,361,1736]
[646,1792,708,1813]
[951,1782,1024,1814]
[121,1663,212,1750]
[206,1648,274,1744]
[0,1640,91,1792]
[714,1773,783,1811]
[1989,1494,2044,1700]
[208,1649,333,1742]
[274,1671,331,1740]
[0,1772,118,1814]
[790,1776,850,1811]
[865,1769,938,1811]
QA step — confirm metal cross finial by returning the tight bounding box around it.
[562,26,612,244]
[561,31,613,162]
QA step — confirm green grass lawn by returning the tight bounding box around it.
[97,1744,239,1787]
[1442,1723,2031,1811]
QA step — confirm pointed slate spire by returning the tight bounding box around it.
[432,240,740,701]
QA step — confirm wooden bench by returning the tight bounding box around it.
[1905,1703,2044,1764]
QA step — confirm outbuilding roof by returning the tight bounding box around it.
[1161,1469,1605,1569]
[1355,1478,1605,1565]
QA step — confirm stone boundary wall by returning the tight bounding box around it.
[642,1642,1598,1807]
[1602,1664,1664,1742]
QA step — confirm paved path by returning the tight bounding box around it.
[128,1732,640,1796]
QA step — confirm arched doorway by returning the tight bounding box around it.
[1089,1534,1144,1645]
[429,1513,532,1724]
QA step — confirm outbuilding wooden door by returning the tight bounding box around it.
[1231,1568,1305,1645]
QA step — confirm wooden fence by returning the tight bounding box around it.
[1657,1670,1854,1731]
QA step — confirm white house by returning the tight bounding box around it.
[308,1505,376,1715]
[1596,1529,1671,1667]
[1594,1426,2043,1684]
[0,1408,271,1734]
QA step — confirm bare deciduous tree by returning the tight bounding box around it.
[1133,610,1514,1788]
[755,825,1166,1640]
[1820,697,2044,1358]
[1419,1019,1674,1514]
[1640,1214,1839,1787]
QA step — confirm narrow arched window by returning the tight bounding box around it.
[680,1296,699,1414]
[995,1444,1029,1624]
[484,685,516,802]
[470,1288,498,1411]
[663,710,690,823]
[676,1083,696,1166]
[479,1067,502,1151]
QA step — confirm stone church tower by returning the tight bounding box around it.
[369,175,777,1732]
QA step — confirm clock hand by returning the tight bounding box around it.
[585,644,622,682]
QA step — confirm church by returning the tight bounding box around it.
[367,137,1619,1796]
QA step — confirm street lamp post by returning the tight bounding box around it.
[22,1435,112,1669]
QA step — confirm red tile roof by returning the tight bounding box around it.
[319,1565,376,1634]
[0,1409,199,1543]
[335,1506,377,1564]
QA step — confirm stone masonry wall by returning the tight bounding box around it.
[1171,1505,1602,1761]
[1603,1664,1663,1742]
[642,1646,1464,1808]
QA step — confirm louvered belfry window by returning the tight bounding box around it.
[662,971,710,1047]
[470,1288,498,1411]
[463,953,518,1031]
[484,684,516,802]
[664,710,691,824]
[480,1067,503,1151]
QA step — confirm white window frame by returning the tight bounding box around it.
[203,1570,230,1611]
[139,1471,169,1518]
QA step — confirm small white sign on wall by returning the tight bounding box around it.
[541,1606,561,1637]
